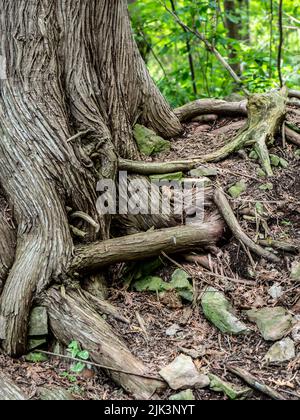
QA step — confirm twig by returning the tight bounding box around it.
[160,0,250,96]
[66,129,91,143]
[214,188,280,263]
[35,350,162,381]
[228,365,286,400]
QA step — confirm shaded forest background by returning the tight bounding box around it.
[129,0,300,106]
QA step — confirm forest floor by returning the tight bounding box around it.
[0,110,299,400]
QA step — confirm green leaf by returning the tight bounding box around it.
[259,183,273,191]
[170,269,194,302]
[70,362,86,374]
[134,276,171,293]
[25,352,48,363]
[77,350,90,361]
[68,341,80,358]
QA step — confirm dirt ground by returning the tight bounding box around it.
[1,110,299,400]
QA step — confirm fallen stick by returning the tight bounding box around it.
[227,366,285,400]
[70,219,224,275]
[35,350,161,381]
[0,372,28,400]
[214,189,280,263]
[258,239,299,254]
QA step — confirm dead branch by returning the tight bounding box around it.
[214,189,280,263]
[228,366,285,400]
[70,218,224,275]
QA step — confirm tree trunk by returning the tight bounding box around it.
[0,0,182,356]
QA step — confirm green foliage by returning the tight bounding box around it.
[129,0,300,106]
[25,352,48,363]
[67,341,90,375]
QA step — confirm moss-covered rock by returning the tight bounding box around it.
[201,287,250,335]
[169,389,195,400]
[208,374,252,400]
[133,124,170,156]
[228,180,247,198]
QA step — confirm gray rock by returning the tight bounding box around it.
[169,389,195,401]
[268,284,283,300]
[291,323,300,344]
[159,354,210,391]
[179,346,207,359]
[246,307,294,341]
[201,287,250,335]
[264,338,296,363]
[166,324,181,337]
[189,167,218,178]
[28,307,48,336]
[291,262,300,281]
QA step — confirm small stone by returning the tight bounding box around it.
[201,287,250,335]
[166,324,181,337]
[189,167,218,177]
[169,389,195,401]
[246,307,294,341]
[159,354,210,391]
[268,284,283,300]
[291,261,300,281]
[257,168,266,178]
[179,346,207,359]
[208,374,253,400]
[264,338,296,364]
[28,307,48,337]
[292,299,300,314]
[228,180,247,198]
[28,338,47,351]
[291,323,300,344]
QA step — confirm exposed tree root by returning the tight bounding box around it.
[214,189,280,263]
[0,372,28,400]
[201,90,287,175]
[288,89,300,100]
[42,288,164,399]
[285,126,300,147]
[175,99,248,122]
[70,216,224,276]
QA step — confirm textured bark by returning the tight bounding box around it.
[0,201,16,294]
[175,99,248,122]
[70,218,224,275]
[0,372,28,400]
[43,288,164,400]
[0,0,182,356]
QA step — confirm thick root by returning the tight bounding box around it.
[43,287,164,399]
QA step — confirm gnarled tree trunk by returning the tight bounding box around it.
[0,0,182,356]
